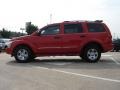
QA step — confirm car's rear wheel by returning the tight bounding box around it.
[82,45,101,63]
[14,46,33,63]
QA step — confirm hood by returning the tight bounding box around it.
[11,35,31,41]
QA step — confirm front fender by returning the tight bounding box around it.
[11,40,37,54]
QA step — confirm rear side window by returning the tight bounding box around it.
[64,24,83,34]
[87,23,105,32]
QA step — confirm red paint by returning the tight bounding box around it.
[6,20,113,56]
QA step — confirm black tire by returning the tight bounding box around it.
[116,49,119,52]
[80,53,86,61]
[14,46,33,63]
[82,45,101,63]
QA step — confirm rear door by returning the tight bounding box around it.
[61,23,86,54]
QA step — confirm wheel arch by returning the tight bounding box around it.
[80,41,103,56]
[12,44,35,57]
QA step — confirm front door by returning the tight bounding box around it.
[37,24,62,55]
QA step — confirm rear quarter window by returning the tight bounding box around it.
[87,23,105,32]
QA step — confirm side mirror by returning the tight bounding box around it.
[37,31,41,36]
[32,30,41,36]
[37,30,42,36]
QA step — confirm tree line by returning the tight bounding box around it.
[0,22,38,38]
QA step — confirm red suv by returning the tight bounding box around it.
[6,20,113,63]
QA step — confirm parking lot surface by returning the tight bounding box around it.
[0,52,120,90]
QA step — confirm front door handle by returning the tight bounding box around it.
[54,36,61,39]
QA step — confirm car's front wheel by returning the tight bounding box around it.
[82,45,101,63]
[14,46,33,63]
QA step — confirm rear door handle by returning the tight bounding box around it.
[80,35,86,38]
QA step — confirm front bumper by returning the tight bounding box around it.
[6,48,12,55]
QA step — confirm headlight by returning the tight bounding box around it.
[5,41,13,48]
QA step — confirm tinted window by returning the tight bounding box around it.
[41,25,59,35]
[87,23,105,32]
[64,24,83,34]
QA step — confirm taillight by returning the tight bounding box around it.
[103,23,112,39]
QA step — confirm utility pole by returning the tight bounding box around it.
[20,28,25,35]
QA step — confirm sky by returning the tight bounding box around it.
[0,0,120,37]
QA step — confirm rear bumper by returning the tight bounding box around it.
[103,44,113,52]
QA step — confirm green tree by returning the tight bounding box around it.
[26,22,38,35]
[0,28,11,38]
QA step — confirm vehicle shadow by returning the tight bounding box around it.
[6,57,120,70]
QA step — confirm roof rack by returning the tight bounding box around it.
[63,20,103,23]
[94,20,103,23]
[63,20,86,23]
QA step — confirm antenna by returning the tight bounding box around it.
[50,13,52,24]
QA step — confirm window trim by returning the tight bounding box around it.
[40,24,60,35]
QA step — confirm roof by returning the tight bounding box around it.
[45,20,103,26]
[63,20,103,23]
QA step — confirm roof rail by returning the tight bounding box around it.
[63,20,103,23]
[63,20,86,23]
[95,20,103,23]
[64,21,70,22]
